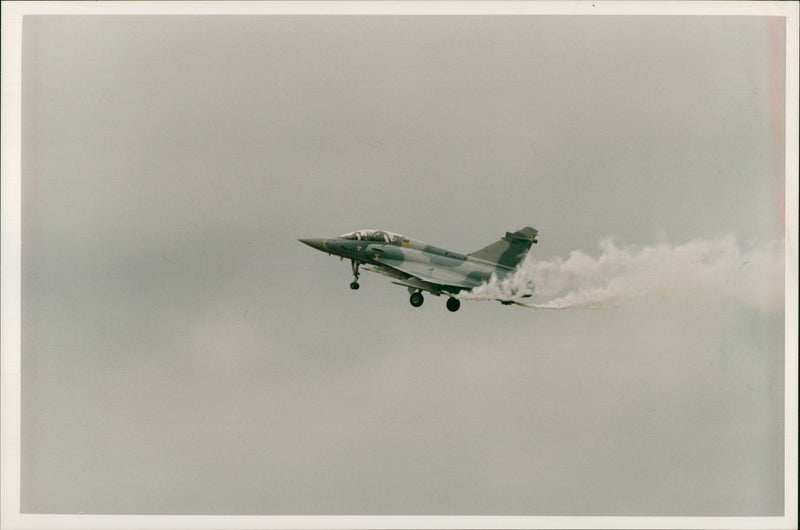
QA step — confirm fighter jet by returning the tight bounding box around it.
[298,227,538,311]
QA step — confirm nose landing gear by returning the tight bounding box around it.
[350,260,360,290]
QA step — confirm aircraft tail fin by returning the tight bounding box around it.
[468,227,538,269]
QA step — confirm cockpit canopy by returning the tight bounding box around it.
[338,229,403,243]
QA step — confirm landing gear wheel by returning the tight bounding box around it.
[350,260,361,290]
[409,291,424,307]
[446,297,461,312]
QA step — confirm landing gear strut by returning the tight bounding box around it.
[446,297,461,312]
[409,291,424,307]
[350,260,360,290]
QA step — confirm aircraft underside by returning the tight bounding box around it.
[352,260,463,311]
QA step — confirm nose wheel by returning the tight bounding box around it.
[349,260,360,290]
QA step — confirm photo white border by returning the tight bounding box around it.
[2,2,797,529]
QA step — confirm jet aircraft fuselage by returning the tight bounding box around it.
[299,227,538,312]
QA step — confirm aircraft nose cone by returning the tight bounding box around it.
[298,237,327,252]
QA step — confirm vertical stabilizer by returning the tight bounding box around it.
[468,227,538,269]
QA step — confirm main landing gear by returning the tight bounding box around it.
[408,291,460,312]
[349,260,360,290]
[409,291,424,307]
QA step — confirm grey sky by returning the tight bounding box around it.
[18,13,786,517]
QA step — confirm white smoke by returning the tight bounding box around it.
[459,236,784,313]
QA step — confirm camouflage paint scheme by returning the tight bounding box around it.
[299,227,538,311]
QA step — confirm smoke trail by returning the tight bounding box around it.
[458,236,784,313]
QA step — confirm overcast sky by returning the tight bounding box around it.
[17,11,788,518]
